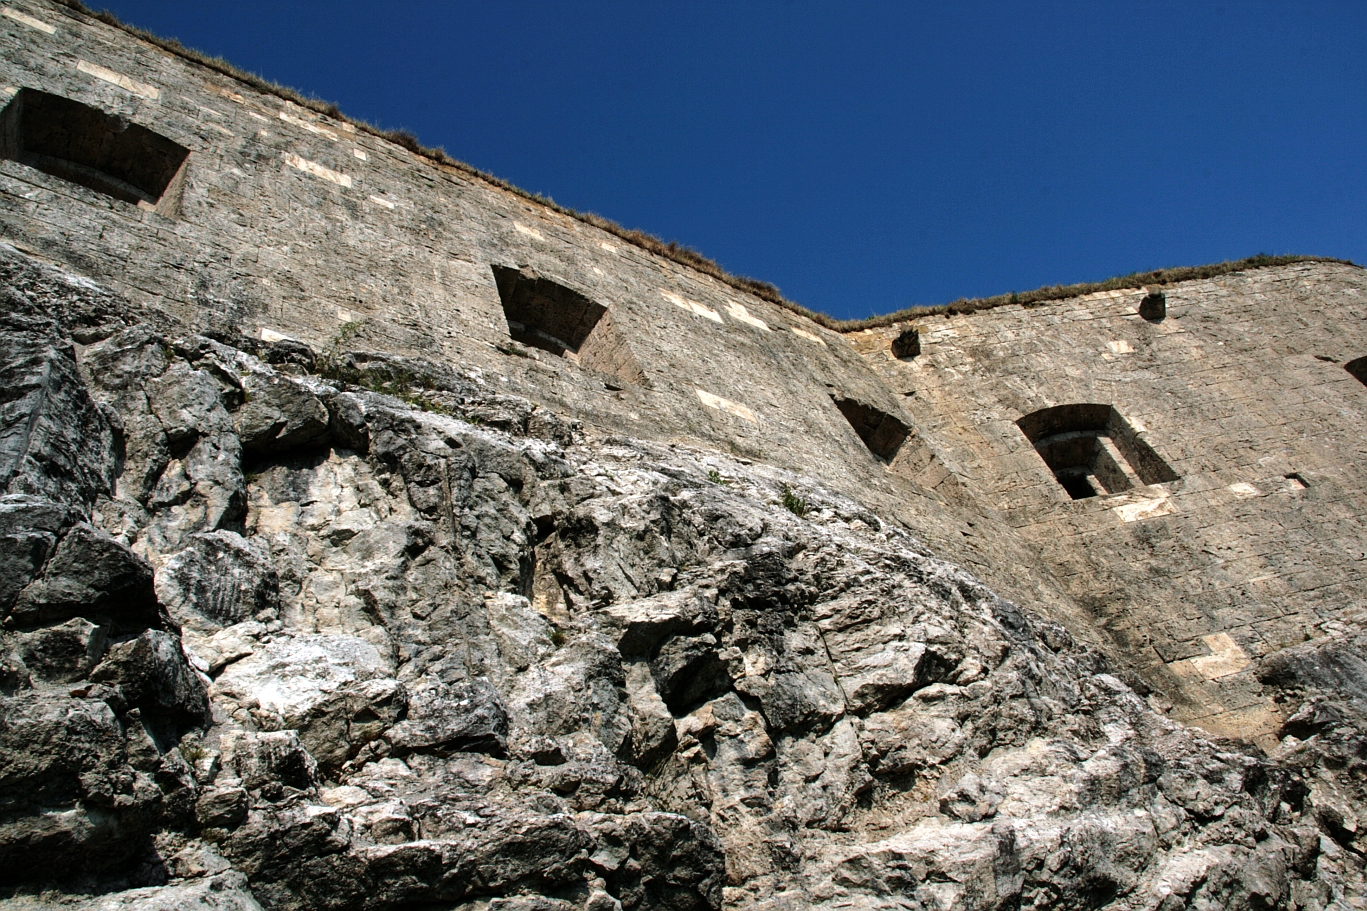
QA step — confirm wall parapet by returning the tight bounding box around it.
[30,3,1356,335]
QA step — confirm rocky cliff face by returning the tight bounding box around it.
[1,243,1364,910]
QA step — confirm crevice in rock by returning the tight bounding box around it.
[830,394,910,463]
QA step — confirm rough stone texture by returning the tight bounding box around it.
[0,250,1362,909]
[155,530,280,634]
[850,265,1367,743]
[0,0,1087,650]
[2,5,1367,908]
[0,872,264,910]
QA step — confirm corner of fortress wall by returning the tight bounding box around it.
[5,0,1367,741]
[849,264,1367,740]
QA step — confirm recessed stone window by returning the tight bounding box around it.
[1345,356,1367,387]
[891,328,920,360]
[1138,288,1166,321]
[491,265,643,384]
[1017,404,1178,500]
[831,395,909,462]
[0,88,189,212]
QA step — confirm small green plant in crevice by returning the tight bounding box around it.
[549,628,567,647]
[780,484,808,517]
[316,318,368,384]
[707,469,732,486]
[495,341,534,359]
[401,391,454,416]
[178,739,209,765]
[336,317,365,346]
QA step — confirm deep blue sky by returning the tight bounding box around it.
[100,1,1367,321]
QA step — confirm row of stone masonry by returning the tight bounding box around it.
[13,0,1367,753]
[848,264,1367,742]
[0,0,930,503]
[0,0,1130,673]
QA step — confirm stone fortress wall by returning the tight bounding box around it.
[2,0,1364,742]
[851,266,1367,738]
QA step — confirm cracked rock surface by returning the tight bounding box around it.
[1,244,1366,909]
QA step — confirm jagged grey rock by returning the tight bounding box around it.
[155,530,280,633]
[0,871,265,910]
[234,374,329,457]
[212,633,404,772]
[90,628,209,725]
[10,616,107,683]
[0,248,1365,910]
[10,522,160,629]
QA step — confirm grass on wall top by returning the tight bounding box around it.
[43,2,1365,333]
[838,254,1363,331]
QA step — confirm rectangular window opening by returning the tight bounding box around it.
[1345,357,1367,387]
[491,265,643,385]
[1056,471,1099,500]
[0,88,189,211]
[1017,404,1178,501]
[831,395,910,462]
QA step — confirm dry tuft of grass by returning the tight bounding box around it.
[840,254,1361,331]
[48,0,812,319]
[39,4,1367,334]
[380,129,425,155]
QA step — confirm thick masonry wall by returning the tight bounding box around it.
[7,0,1367,741]
[851,263,1367,739]
[0,0,1095,639]
[0,0,899,493]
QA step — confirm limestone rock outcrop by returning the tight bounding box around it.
[2,244,1366,909]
